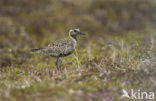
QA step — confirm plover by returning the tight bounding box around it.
[31,29,85,70]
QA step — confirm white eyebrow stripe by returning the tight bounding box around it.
[75,29,80,31]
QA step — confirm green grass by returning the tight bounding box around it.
[0,31,156,101]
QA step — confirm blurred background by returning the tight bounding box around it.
[0,0,155,49]
[0,0,156,101]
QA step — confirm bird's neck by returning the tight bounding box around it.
[70,35,77,49]
[70,35,77,41]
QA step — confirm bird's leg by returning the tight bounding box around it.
[58,58,63,71]
[56,57,59,70]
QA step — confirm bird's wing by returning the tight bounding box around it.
[36,38,74,57]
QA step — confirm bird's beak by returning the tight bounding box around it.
[79,32,85,35]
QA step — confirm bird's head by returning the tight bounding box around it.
[69,29,85,38]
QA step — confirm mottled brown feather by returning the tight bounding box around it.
[33,37,76,57]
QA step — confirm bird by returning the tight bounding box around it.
[31,28,85,71]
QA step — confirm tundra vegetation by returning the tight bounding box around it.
[0,0,156,101]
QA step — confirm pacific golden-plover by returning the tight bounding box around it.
[31,29,85,70]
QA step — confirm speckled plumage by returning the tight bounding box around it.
[31,28,85,70]
[32,37,76,57]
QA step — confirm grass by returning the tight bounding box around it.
[0,0,156,101]
[0,31,156,101]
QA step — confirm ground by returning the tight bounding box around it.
[0,0,156,101]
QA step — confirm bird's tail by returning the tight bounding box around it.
[31,48,43,54]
